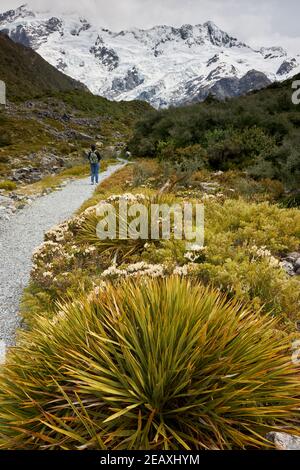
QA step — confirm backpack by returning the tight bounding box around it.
[89,151,99,164]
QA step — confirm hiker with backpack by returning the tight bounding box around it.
[87,144,102,185]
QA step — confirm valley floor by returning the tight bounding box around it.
[0,159,300,450]
[0,163,123,347]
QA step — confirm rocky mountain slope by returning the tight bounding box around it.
[1,4,299,107]
[0,90,149,185]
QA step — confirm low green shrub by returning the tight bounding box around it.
[128,75,300,187]
[0,180,17,191]
[0,154,9,163]
[280,192,300,208]
[60,165,89,177]
[0,133,12,147]
[22,165,300,328]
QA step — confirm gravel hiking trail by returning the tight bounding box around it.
[0,163,124,347]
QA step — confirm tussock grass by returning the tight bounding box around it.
[1,278,299,450]
[78,192,177,262]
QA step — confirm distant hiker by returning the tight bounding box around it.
[88,144,102,185]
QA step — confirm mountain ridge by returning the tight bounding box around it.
[1,4,299,107]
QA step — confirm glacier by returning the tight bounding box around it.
[0,4,299,108]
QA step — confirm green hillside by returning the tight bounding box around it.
[0,33,86,101]
[129,74,300,189]
[0,33,151,185]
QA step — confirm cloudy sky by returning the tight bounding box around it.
[1,0,300,54]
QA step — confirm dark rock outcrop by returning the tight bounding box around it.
[181,70,271,104]
[90,36,119,71]
[277,59,298,76]
[111,67,144,93]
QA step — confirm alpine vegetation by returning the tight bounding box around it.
[0,278,299,450]
[94,197,204,249]
[0,3,300,453]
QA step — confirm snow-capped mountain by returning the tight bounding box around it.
[1,4,299,108]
